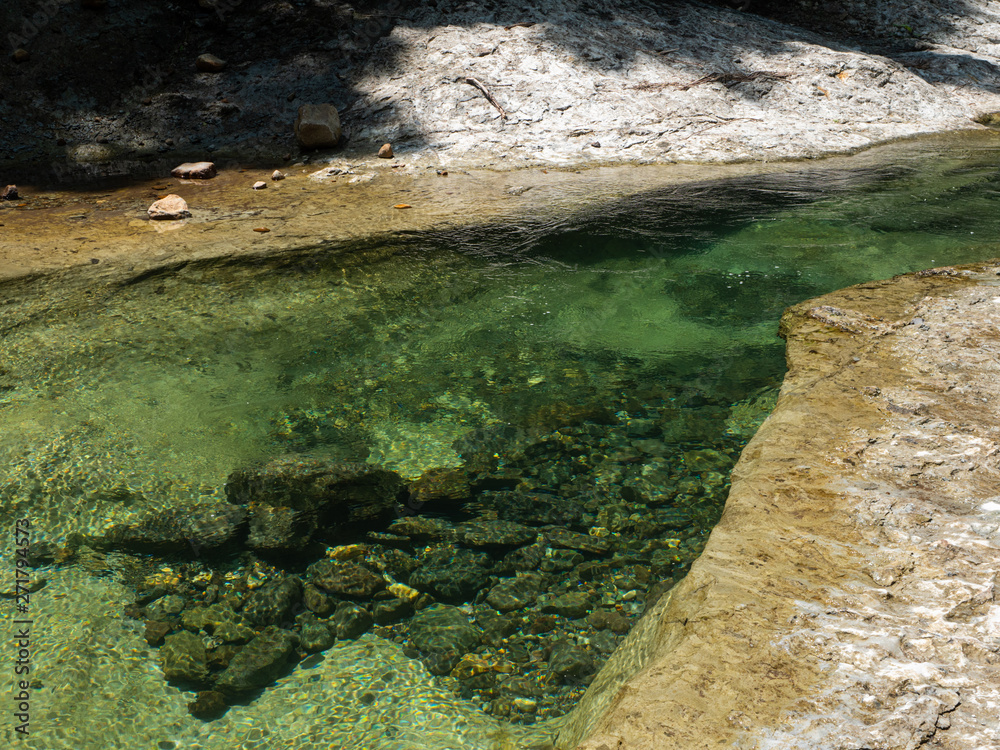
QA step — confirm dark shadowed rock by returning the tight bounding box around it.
[409,547,490,602]
[296,612,336,652]
[246,504,316,552]
[214,626,299,693]
[188,690,227,721]
[294,103,341,148]
[409,605,481,656]
[407,467,471,503]
[195,53,227,72]
[455,519,536,548]
[477,491,586,527]
[548,639,595,680]
[242,576,303,627]
[226,457,402,533]
[487,573,546,612]
[331,601,373,640]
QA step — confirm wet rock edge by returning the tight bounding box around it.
[560,262,1000,748]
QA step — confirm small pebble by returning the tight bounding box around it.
[252,181,266,190]
[12,49,29,63]
[378,143,394,158]
[271,170,286,181]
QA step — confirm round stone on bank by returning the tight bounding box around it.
[147,194,191,220]
[170,162,217,179]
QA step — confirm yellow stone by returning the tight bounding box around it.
[452,655,491,680]
[327,544,366,560]
[388,583,420,603]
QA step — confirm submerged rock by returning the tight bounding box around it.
[246,504,315,552]
[543,592,592,619]
[161,630,209,683]
[407,467,471,503]
[181,603,254,643]
[242,576,303,628]
[307,559,383,598]
[544,528,610,555]
[477,490,586,527]
[486,573,546,612]
[296,612,336,652]
[226,456,402,532]
[188,690,227,721]
[455,519,536,548]
[547,639,595,681]
[331,601,373,640]
[214,626,298,693]
[387,515,457,542]
[409,547,491,602]
[101,503,247,556]
[409,604,481,656]
[372,596,414,624]
[302,583,336,617]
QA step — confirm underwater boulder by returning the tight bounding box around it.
[225,456,403,533]
[100,502,248,556]
[214,626,299,694]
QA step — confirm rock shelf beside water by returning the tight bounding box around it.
[561,262,1000,749]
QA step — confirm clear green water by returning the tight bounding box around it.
[4,148,1000,749]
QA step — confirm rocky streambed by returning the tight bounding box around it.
[60,410,751,727]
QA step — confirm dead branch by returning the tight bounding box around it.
[677,71,790,91]
[459,76,507,119]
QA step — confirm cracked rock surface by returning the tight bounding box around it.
[561,262,1000,749]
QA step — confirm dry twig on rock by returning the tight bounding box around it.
[677,71,790,91]
[459,76,508,119]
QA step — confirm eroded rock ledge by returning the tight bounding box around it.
[560,263,1000,749]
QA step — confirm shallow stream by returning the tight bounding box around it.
[4,144,1000,749]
